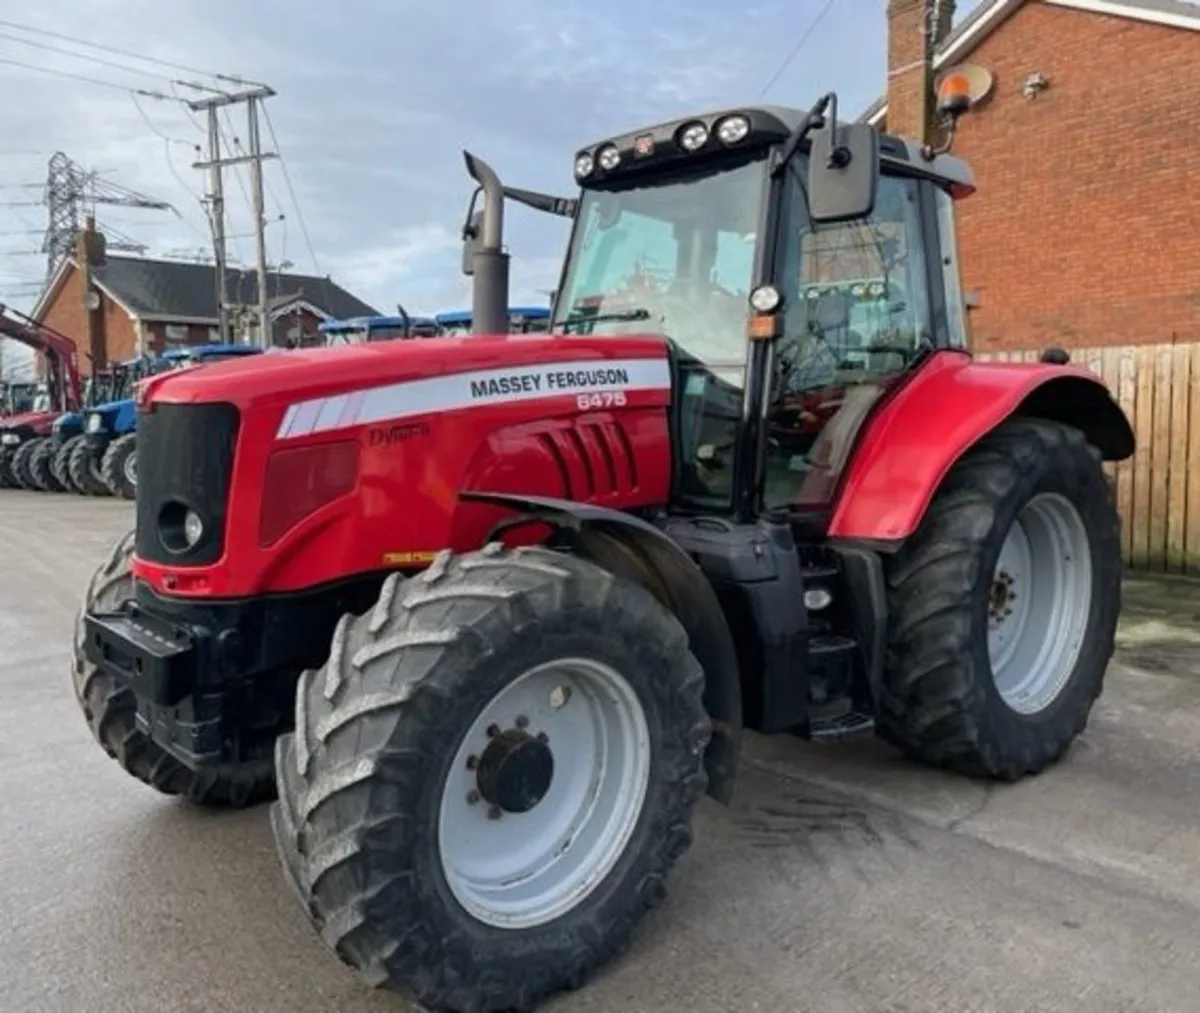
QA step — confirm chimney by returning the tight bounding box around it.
[75,215,108,372]
[885,0,956,144]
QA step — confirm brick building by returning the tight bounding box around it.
[862,0,1200,353]
[31,248,379,372]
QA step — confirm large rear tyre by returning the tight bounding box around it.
[28,438,65,491]
[879,418,1122,780]
[10,438,41,490]
[72,530,276,806]
[53,435,83,491]
[101,432,137,499]
[68,436,110,496]
[271,544,711,1013]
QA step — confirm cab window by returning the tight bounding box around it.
[764,170,933,511]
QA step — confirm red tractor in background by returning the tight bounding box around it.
[0,305,83,488]
[75,86,1133,1013]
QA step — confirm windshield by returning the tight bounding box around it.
[554,155,765,383]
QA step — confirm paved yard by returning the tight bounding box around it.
[3,490,1200,1013]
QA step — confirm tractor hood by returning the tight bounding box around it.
[1,409,56,433]
[143,333,673,416]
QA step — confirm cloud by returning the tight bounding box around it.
[0,0,926,332]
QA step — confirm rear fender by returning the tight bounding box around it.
[461,491,742,805]
[828,353,1135,544]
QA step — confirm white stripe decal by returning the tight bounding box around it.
[275,357,672,440]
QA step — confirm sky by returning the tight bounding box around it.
[0,0,988,335]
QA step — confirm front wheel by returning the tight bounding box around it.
[10,439,41,490]
[53,435,84,492]
[68,437,110,496]
[101,432,137,499]
[271,545,711,1013]
[28,438,65,491]
[879,418,1122,780]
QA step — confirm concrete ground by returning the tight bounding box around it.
[3,489,1200,1013]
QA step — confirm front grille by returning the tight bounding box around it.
[135,402,240,566]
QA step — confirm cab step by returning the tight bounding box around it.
[808,709,876,742]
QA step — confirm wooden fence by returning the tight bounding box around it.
[980,342,1200,575]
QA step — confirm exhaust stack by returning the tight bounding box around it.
[462,151,510,335]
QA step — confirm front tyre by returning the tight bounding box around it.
[101,432,137,499]
[72,530,276,806]
[879,418,1122,781]
[271,544,711,1013]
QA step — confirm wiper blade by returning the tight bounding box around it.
[555,308,651,332]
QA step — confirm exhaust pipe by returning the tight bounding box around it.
[462,151,510,335]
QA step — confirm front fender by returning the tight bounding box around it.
[460,491,743,805]
[828,351,1135,544]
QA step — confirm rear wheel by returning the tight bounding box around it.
[68,437,110,496]
[101,432,137,499]
[11,438,41,489]
[53,435,83,491]
[879,418,1122,780]
[271,544,710,1013]
[28,438,65,491]
[72,530,276,806]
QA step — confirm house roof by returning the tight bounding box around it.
[859,0,1200,125]
[34,254,379,324]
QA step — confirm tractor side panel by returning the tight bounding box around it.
[113,400,138,433]
[827,351,1125,543]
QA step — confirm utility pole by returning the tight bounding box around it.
[245,95,272,349]
[189,86,277,347]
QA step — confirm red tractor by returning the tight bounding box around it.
[0,305,83,488]
[75,92,1133,1013]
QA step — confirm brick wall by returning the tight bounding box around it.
[38,265,137,374]
[932,2,1200,351]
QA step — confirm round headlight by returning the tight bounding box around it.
[716,114,750,145]
[677,121,709,152]
[86,414,102,433]
[574,152,594,179]
[183,510,204,547]
[749,284,782,313]
[596,144,620,171]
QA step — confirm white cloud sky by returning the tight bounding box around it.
[0,0,985,336]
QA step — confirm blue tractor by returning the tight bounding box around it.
[433,305,551,334]
[71,344,263,499]
[46,359,143,493]
[317,311,440,344]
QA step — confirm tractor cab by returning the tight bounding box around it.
[319,313,440,345]
[434,306,552,335]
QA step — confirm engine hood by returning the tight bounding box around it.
[145,333,672,413]
[1,410,56,431]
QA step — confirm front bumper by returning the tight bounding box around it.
[82,573,386,770]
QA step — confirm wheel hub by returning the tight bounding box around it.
[476,728,554,814]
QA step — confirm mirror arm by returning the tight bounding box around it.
[921,110,960,159]
[771,92,833,178]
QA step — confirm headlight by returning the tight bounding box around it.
[677,121,709,152]
[573,152,594,179]
[749,284,782,313]
[183,510,204,547]
[596,144,620,171]
[715,114,750,145]
[0,433,18,446]
[86,414,103,433]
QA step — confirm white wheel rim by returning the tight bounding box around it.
[437,657,652,930]
[987,492,1093,715]
[124,452,136,486]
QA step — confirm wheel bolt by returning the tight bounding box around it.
[515,714,529,729]
[466,790,480,805]
[537,732,548,744]
[466,755,478,770]
[487,805,502,821]
[486,724,500,738]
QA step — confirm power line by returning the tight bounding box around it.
[261,105,322,278]
[758,0,836,99]
[0,28,206,89]
[0,17,264,87]
[0,53,175,99]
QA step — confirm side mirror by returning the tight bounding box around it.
[807,121,879,224]
[462,210,483,277]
